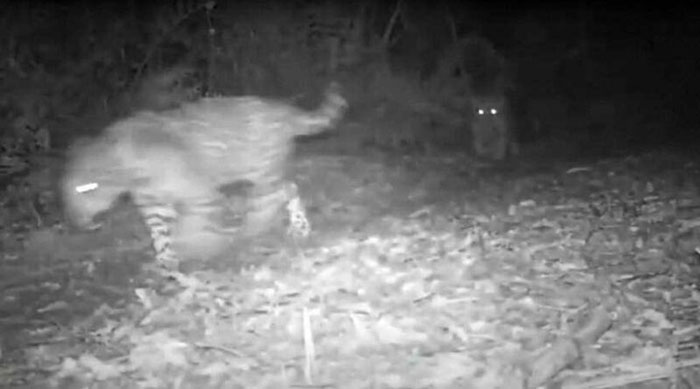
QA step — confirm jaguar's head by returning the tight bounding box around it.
[61,138,126,230]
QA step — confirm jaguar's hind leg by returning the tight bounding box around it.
[285,195,311,239]
[244,180,303,238]
[138,201,181,270]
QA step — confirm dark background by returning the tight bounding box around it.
[2,0,698,154]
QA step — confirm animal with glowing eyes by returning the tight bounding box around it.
[469,94,518,161]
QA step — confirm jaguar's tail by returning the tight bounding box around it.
[294,82,348,137]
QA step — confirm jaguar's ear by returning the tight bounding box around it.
[135,65,202,111]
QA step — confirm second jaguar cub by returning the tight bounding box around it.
[469,94,518,161]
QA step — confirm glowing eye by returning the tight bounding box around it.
[477,109,485,115]
[490,108,498,115]
[75,182,99,193]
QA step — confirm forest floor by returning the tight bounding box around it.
[1,135,700,388]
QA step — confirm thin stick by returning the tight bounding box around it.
[381,0,403,47]
[303,307,316,384]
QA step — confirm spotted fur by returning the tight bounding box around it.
[61,115,236,268]
[62,83,344,268]
[152,82,347,236]
[61,82,340,266]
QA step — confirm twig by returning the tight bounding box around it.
[204,1,217,95]
[195,342,246,358]
[29,196,44,228]
[528,305,613,388]
[303,307,316,385]
[380,0,403,48]
[444,4,458,43]
[561,358,700,389]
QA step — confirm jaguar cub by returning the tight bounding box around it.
[62,83,345,267]
[469,94,518,161]
[61,115,238,269]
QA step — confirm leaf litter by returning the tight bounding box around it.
[1,150,700,388]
